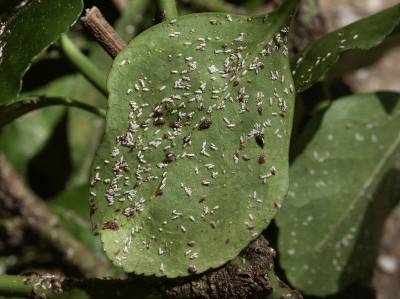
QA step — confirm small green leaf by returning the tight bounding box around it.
[292,4,400,93]
[0,0,83,104]
[277,92,400,296]
[91,0,298,277]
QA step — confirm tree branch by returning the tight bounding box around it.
[0,236,302,298]
[81,7,127,58]
[0,157,111,278]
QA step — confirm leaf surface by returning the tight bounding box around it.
[0,0,83,104]
[91,1,298,277]
[277,92,400,295]
[292,4,400,93]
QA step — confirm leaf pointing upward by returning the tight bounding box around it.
[90,0,298,277]
[0,0,83,104]
[292,4,400,93]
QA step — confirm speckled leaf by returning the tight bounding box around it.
[0,0,83,104]
[277,92,400,296]
[292,4,400,93]
[90,0,298,277]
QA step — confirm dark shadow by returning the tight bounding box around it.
[376,92,399,114]
[21,51,76,92]
[289,103,326,164]
[27,113,72,199]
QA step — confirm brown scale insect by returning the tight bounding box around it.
[153,106,164,117]
[258,154,266,164]
[169,121,182,129]
[242,155,251,161]
[254,133,265,148]
[89,201,97,216]
[238,93,245,103]
[188,265,197,274]
[233,79,240,86]
[187,241,196,247]
[163,152,176,164]
[239,140,246,150]
[154,117,166,126]
[102,220,119,231]
[198,118,212,130]
[199,196,207,203]
[257,105,263,115]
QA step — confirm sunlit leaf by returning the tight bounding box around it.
[292,4,400,93]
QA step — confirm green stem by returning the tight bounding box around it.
[157,0,178,20]
[0,275,33,297]
[0,96,106,128]
[60,34,108,96]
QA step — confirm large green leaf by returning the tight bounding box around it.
[292,4,400,93]
[277,92,400,296]
[90,0,298,277]
[0,0,83,104]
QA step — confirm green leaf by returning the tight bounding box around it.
[49,186,105,258]
[91,0,298,277]
[292,4,400,93]
[276,92,400,296]
[0,0,83,104]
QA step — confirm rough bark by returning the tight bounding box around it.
[0,156,110,278]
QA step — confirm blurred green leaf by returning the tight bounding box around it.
[0,0,83,104]
[115,0,151,42]
[91,0,298,277]
[277,92,400,296]
[0,76,77,175]
[49,186,105,258]
[292,4,400,93]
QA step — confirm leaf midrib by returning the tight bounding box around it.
[315,128,400,251]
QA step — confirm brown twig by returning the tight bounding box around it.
[0,156,111,278]
[0,236,303,298]
[81,6,127,58]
